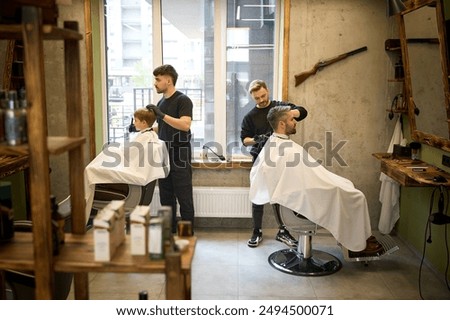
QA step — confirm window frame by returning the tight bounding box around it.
[97,0,290,159]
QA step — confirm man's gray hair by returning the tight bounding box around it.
[267,105,291,130]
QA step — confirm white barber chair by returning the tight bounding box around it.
[268,204,342,276]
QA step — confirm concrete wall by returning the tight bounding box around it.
[287,0,395,228]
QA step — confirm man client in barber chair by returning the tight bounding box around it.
[249,105,382,256]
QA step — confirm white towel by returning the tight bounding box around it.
[378,116,403,234]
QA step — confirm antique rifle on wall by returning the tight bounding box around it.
[294,46,368,87]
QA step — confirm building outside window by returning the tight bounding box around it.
[104,0,281,158]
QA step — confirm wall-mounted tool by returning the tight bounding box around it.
[294,46,368,87]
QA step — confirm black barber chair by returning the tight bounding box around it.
[90,180,157,231]
[268,204,342,276]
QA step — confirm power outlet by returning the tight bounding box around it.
[442,155,450,168]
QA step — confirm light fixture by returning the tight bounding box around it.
[387,0,406,16]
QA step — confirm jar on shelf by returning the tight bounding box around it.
[2,89,27,146]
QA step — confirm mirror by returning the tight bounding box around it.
[400,0,450,150]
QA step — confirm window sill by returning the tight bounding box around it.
[192,159,252,170]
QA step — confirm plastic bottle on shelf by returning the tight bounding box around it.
[4,90,27,146]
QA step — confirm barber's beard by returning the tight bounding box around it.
[287,126,296,135]
[257,100,269,108]
[155,85,167,94]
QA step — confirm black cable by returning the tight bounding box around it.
[444,187,450,291]
[444,219,450,291]
[202,145,226,161]
[419,186,450,299]
[418,187,437,299]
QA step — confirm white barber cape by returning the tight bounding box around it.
[249,134,372,252]
[84,130,169,222]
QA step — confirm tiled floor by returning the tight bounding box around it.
[69,228,450,300]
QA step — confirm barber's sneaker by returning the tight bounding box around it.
[247,229,263,248]
[276,229,298,248]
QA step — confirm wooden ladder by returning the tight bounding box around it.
[2,39,25,91]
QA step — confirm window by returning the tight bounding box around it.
[104,0,281,158]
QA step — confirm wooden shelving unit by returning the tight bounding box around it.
[0,5,195,300]
[385,38,408,115]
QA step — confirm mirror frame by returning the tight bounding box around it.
[399,0,450,151]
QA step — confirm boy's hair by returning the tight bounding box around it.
[153,64,178,86]
[248,79,268,94]
[267,105,291,130]
[134,106,156,127]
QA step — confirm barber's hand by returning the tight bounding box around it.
[253,134,267,143]
[146,104,166,119]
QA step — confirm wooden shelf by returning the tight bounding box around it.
[0,233,34,271]
[0,154,29,178]
[54,234,196,274]
[373,153,450,187]
[0,24,82,41]
[48,136,86,155]
[0,136,86,156]
[0,233,197,275]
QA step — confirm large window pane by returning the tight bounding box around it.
[161,0,214,152]
[104,0,279,158]
[106,0,153,144]
[226,0,276,156]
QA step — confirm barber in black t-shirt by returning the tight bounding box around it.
[241,80,308,248]
[148,65,195,233]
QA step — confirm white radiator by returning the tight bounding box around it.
[150,186,252,218]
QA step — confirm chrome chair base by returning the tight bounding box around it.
[268,248,342,276]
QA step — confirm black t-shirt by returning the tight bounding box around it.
[156,91,193,147]
[240,100,307,160]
